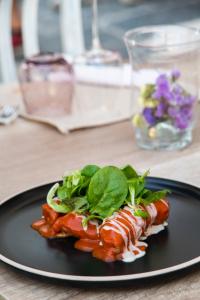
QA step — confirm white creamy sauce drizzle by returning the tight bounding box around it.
[79,200,168,262]
[142,201,168,239]
[122,240,147,262]
[146,203,157,225]
[90,219,100,234]
[81,216,100,233]
[140,222,167,240]
[90,220,98,226]
[109,218,147,263]
[124,206,146,237]
[145,224,166,236]
[161,199,169,208]
[120,208,143,240]
[101,202,168,263]
[102,207,148,262]
[80,215,88,231]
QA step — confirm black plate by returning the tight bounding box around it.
[0,177,199,282]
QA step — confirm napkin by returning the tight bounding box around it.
[0,82,132,134]
[20,84,133,134]
[0,65,161,133]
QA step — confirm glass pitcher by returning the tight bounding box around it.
[124,25,200,150]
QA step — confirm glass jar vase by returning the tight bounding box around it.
[19,53,74,117]
[124,25,200,150]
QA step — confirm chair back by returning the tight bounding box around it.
[0,0,85,83]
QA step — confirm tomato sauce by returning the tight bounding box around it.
[53,213,98,240]
[32,199,169,262]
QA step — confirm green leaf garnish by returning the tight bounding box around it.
[126,169,149,205]
[57,169,91,201]
[73,197,89,213]
[47,183,71,213]
[81,165,100,178]
[88,166,128,218]
[134,209,149,218]
[46,165,170,220]
[139,189,170,205]
[82,214,103,230]
[121,165,138,179]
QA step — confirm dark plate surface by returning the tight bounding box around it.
[0,177,199,282]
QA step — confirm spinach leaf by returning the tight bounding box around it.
[57,170,87,200]
[57,166,99,201]
[47,165,169,219]
[47,183,89,214]
[128,177,145,197]
[121,165,138,179]
[72,196,89,213]
[126,169,151,206]
[47,183,71,213]
[57,185,70,201]
[81,165,100,177]
[139,189,169,205]
[88,166,128,218]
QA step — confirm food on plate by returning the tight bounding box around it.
[32,165,169,262]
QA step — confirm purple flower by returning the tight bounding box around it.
[143,108,156,125]
[170,84,196,107]
[174,113,190,130]
[156,74,170,93]
[173,93,184,105]
[152,90,162,99]
[169,106,193,130]
[152,74,173,101]
[172,85,196,106]
[169,85,182,104]
[171,69,181,81]
[168,106,178,118]
[156,74,169,87]
[172,85,183,95]
[155,102,166,118]
[153,89,173,101]
[182,95,196,106]
[141,70,195,130]
[181,106,193,119]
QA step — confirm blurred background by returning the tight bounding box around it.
[12,0,200,64]
[2,0,200,150]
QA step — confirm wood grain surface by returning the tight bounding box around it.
[0,86,199,300]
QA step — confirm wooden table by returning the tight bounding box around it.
[0,86,199,300]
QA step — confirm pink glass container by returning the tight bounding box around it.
[19,53,74,117]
